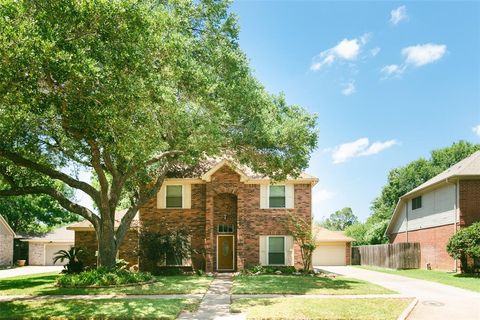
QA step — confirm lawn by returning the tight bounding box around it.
[0,298,199,319]
[0,272,212,296]
[231,297,413,320]
[231,275,394,295]
[357,266,480,293]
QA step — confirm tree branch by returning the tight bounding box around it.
[87,140,110,213]
[0,186,99,227]
[0,149,101,204]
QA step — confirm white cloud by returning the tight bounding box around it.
[311,34,370,71]
[473,125,480,136]
[314,188,336,202]
[382,43,447,79]
[370,47,381,57]
[331,138,398,164]
[402,43,447,67]
[341,82,356,96]
[390,5,408,25]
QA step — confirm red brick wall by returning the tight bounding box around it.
[74,230,139,268]
[459,180,480,227]
[390,224,455,271]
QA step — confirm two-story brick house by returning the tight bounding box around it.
[69,159,318,272]
[386,151,480,271]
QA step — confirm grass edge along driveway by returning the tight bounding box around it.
[231,297,413,320]
[231,274,395,295]
[0,272,212,296]
[0,298,199,320]
[356,266,480,293]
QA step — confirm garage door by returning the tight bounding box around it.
[312,242,346,266]
[44,244,72,266]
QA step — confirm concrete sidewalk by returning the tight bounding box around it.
[318,266,480,320]
[0,266,63,279]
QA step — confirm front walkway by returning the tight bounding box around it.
[318,266,480,320]
[0,266,63,279]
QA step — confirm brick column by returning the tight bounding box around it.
[236,191,244,270]
[205,184,214,272]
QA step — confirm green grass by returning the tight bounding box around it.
[0,298,199,319]
[0,272,212,296]
[357,266,480,293]
[231,275,394,295]
[231,298,413,320]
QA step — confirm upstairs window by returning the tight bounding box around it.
[412,196,422,210]
[269,185,286,208]
[166,185,183,208]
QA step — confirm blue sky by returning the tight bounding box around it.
[230,1,480,222]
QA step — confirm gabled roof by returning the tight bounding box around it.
[67,209,139,231]
[0,215,15,237]
[313,226,354,243]
[201,159,250,182]
[385,151,480,235]
[24,224,75,243]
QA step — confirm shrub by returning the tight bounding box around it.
[53,247,85,274]
[447,222,480,273]
[56,267,154,287]
[242,265,297,275]
[152,266,193,276]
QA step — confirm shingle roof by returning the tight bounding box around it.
[313,226,354,242]
[66,209,139,231]
[24,224,74,242]
[404,150,480,197]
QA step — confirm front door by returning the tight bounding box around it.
[217,235,234,270]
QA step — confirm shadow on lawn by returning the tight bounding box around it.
[453,273,480,279]
[0,274,58,292]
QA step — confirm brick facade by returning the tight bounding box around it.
[459,180,480,227]
[390,224,456,271]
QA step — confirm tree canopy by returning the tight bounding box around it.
[319,207,358,231]
[0,0,318,267]
[345,141,480,245]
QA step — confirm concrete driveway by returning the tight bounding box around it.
[0,266,63,279]
[317,266,480,320]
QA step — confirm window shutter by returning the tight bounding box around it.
[259,236,267,265]
[260,184,268,209]
[157,185,166,209]
[183,184,191,209]
[285,184,294,209]
[285,236,295,266]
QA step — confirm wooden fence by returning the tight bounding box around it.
[351,243,420,269]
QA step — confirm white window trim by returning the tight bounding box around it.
[165,184,184,209]
[266,235,287,266]
[268,185,286,209]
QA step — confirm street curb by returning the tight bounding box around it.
[397,298,418,320]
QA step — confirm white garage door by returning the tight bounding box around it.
[313,242,346,266]
[44,244,72,266]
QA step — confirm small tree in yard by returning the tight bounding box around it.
[447,222,480,273]
[287,214,316,274]
[0,0,317,268]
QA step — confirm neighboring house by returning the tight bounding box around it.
[386,151,480,271]
[312,227,353,266]
[24,224,74,266]
[0,215,15,266]
[70,159,323,272]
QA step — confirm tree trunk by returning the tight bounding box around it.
[96,221,117,269]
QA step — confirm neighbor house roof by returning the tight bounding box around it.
[23,224,74,243]
[385,151,480,235]
[313,226,354,243]
[168,158,319,185]
[0,215,15,237]
[66,209,139,231]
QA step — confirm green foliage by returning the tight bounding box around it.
[53,247,86,274]
[320,207,358,231]
[353,141,480,245]
[286,214,315,273]
[447,223,480,273]
[242,265,297,275]
[0,0,318,268]
[55,267,153,287]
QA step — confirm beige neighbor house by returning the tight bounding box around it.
[67,159,352,271]
[0,215,15,266]
[312,226,353,266]
[386,151,480,271]
[24,224,74,266]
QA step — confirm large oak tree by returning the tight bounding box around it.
[0,0,318,268]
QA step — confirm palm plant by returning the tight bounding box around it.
[53,247,85,274]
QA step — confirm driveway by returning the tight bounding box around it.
[318,266,480,320]
[0,266,63,279]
